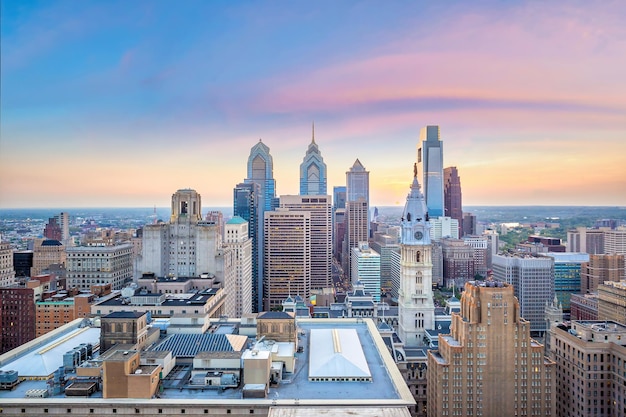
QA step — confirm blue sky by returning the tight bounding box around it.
[1,0,625,208]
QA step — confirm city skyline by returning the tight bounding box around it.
[1,1,625,208]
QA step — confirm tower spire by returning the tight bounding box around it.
[312,121,316,144]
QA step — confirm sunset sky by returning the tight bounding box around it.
[1,0,625,209]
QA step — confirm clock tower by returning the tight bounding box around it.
[398,164,435,347]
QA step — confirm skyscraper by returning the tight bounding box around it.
[263,209,311,311]
[299,123,327,196]
[332,186,346,262]
[417,126,444,218]
[443,166,462,235]
[398,165,435,347]
[0,241,16,287]
[350,242,381,302]
[233,182,261,312]
[344,159,369,279]
[43,212,71,246]
[280,195,332,290]
[223,216,253,318]
[427,281,556,417]
[244,140,277,312]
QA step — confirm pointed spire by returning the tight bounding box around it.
[312,121,316,144]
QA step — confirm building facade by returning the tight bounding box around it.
[581,254,625,293]
[443,166,462,236]
[0,241,15,287]
[350,242,381,303]
[223,216,252,318]
[597,280,626,323]
[30,239,66,277]
[263,209,311,311]
[427,281,556,417]
[67,244,133,291]
[344,159,370,279]
[417,125,444,218]
[0,287,35,354]
[542,252,589,313]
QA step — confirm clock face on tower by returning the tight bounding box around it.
[414,231,423,240]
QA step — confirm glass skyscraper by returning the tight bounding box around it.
[418,126,444,218]
[233,182,260,312]
[299,124,327,195]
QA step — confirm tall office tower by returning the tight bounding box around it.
[463,235,489,278]
[541,252,589,313]
[44,212,71,246]
[427,281,556,417]
[429,216,459,240]
[143,189,223,279]
[492,253,555,334]
[597,280,626,322]
[567,227,605,254]
[581,254,625,293]
[0,287,36,354]
[604,227,626,256]
[30,238,66,277]
[233,182,261,312]
[441,238,475,288]
[67,244,133,291]
[344,159,369,279]
[462,212,477,236]
[244,140,277,311]
[482,229,499,270]
[332,186,346,262]
[398,167,435,347]
[370,233,400,293]
[417,126,444,217]
[443,166,463,235]
[549,320,626,417]
[299,124,327,195]
[263,209,311,311]
[280,195,332,290]
[350,242,381,302]
[223,217,253,318]
[0,241,16,286]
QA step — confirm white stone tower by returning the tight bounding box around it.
[398,164,435,347]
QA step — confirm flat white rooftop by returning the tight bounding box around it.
[309,328,371,380]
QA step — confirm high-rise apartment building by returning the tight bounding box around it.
[263,209,311,311]
[427,281,556,417]
[541,252,589,312]
[233,181,261,312]
[597,280,626,323]
[350,242,381,302]
[30,238,66,277]
[567,227,605,254]
[0,287,35,354]
[492,253,555,333]
[344,159,369,278]
[0,241,15,287]
[44,212,71,246]
[417,126,444,218]
[581,254,625,293]
[223,217,253,318]
[299,125,327,195]
[244,140,277,312]
[143,189,225,281]
[549,320,626,417]
[398,168,435,347]
[280,195,332,290]
[443,166,463,236]
[67,244,133,291]
[604,227,626,257]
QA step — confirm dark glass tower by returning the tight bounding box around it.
[444,166,463,236]
[233,182,260,312]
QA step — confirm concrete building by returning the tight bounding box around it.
[280,195,332,291]
[492,253,555,334]
[541,252,589,313]
[427,281,556,417]
[344,159,370,280]
[370,233,400,294]
[142,189,222,279]
[581,254,625,293]
[0,241,16,287]
[441,238,475,288]
[549,320,626,417]
[397,169,435,347]
[66,243,133,291]
[351,242,381,303]
[299,124,327,196]
[463,235,489,278]
[263,209,311,311]
[567,227,605,254]
[604,227,626,257]
[429,216,459,240]
[223,216,253,318]
[30,238,66,277]
[597,280,626,323]
[443,166,463,237]
[417,126,444,217]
